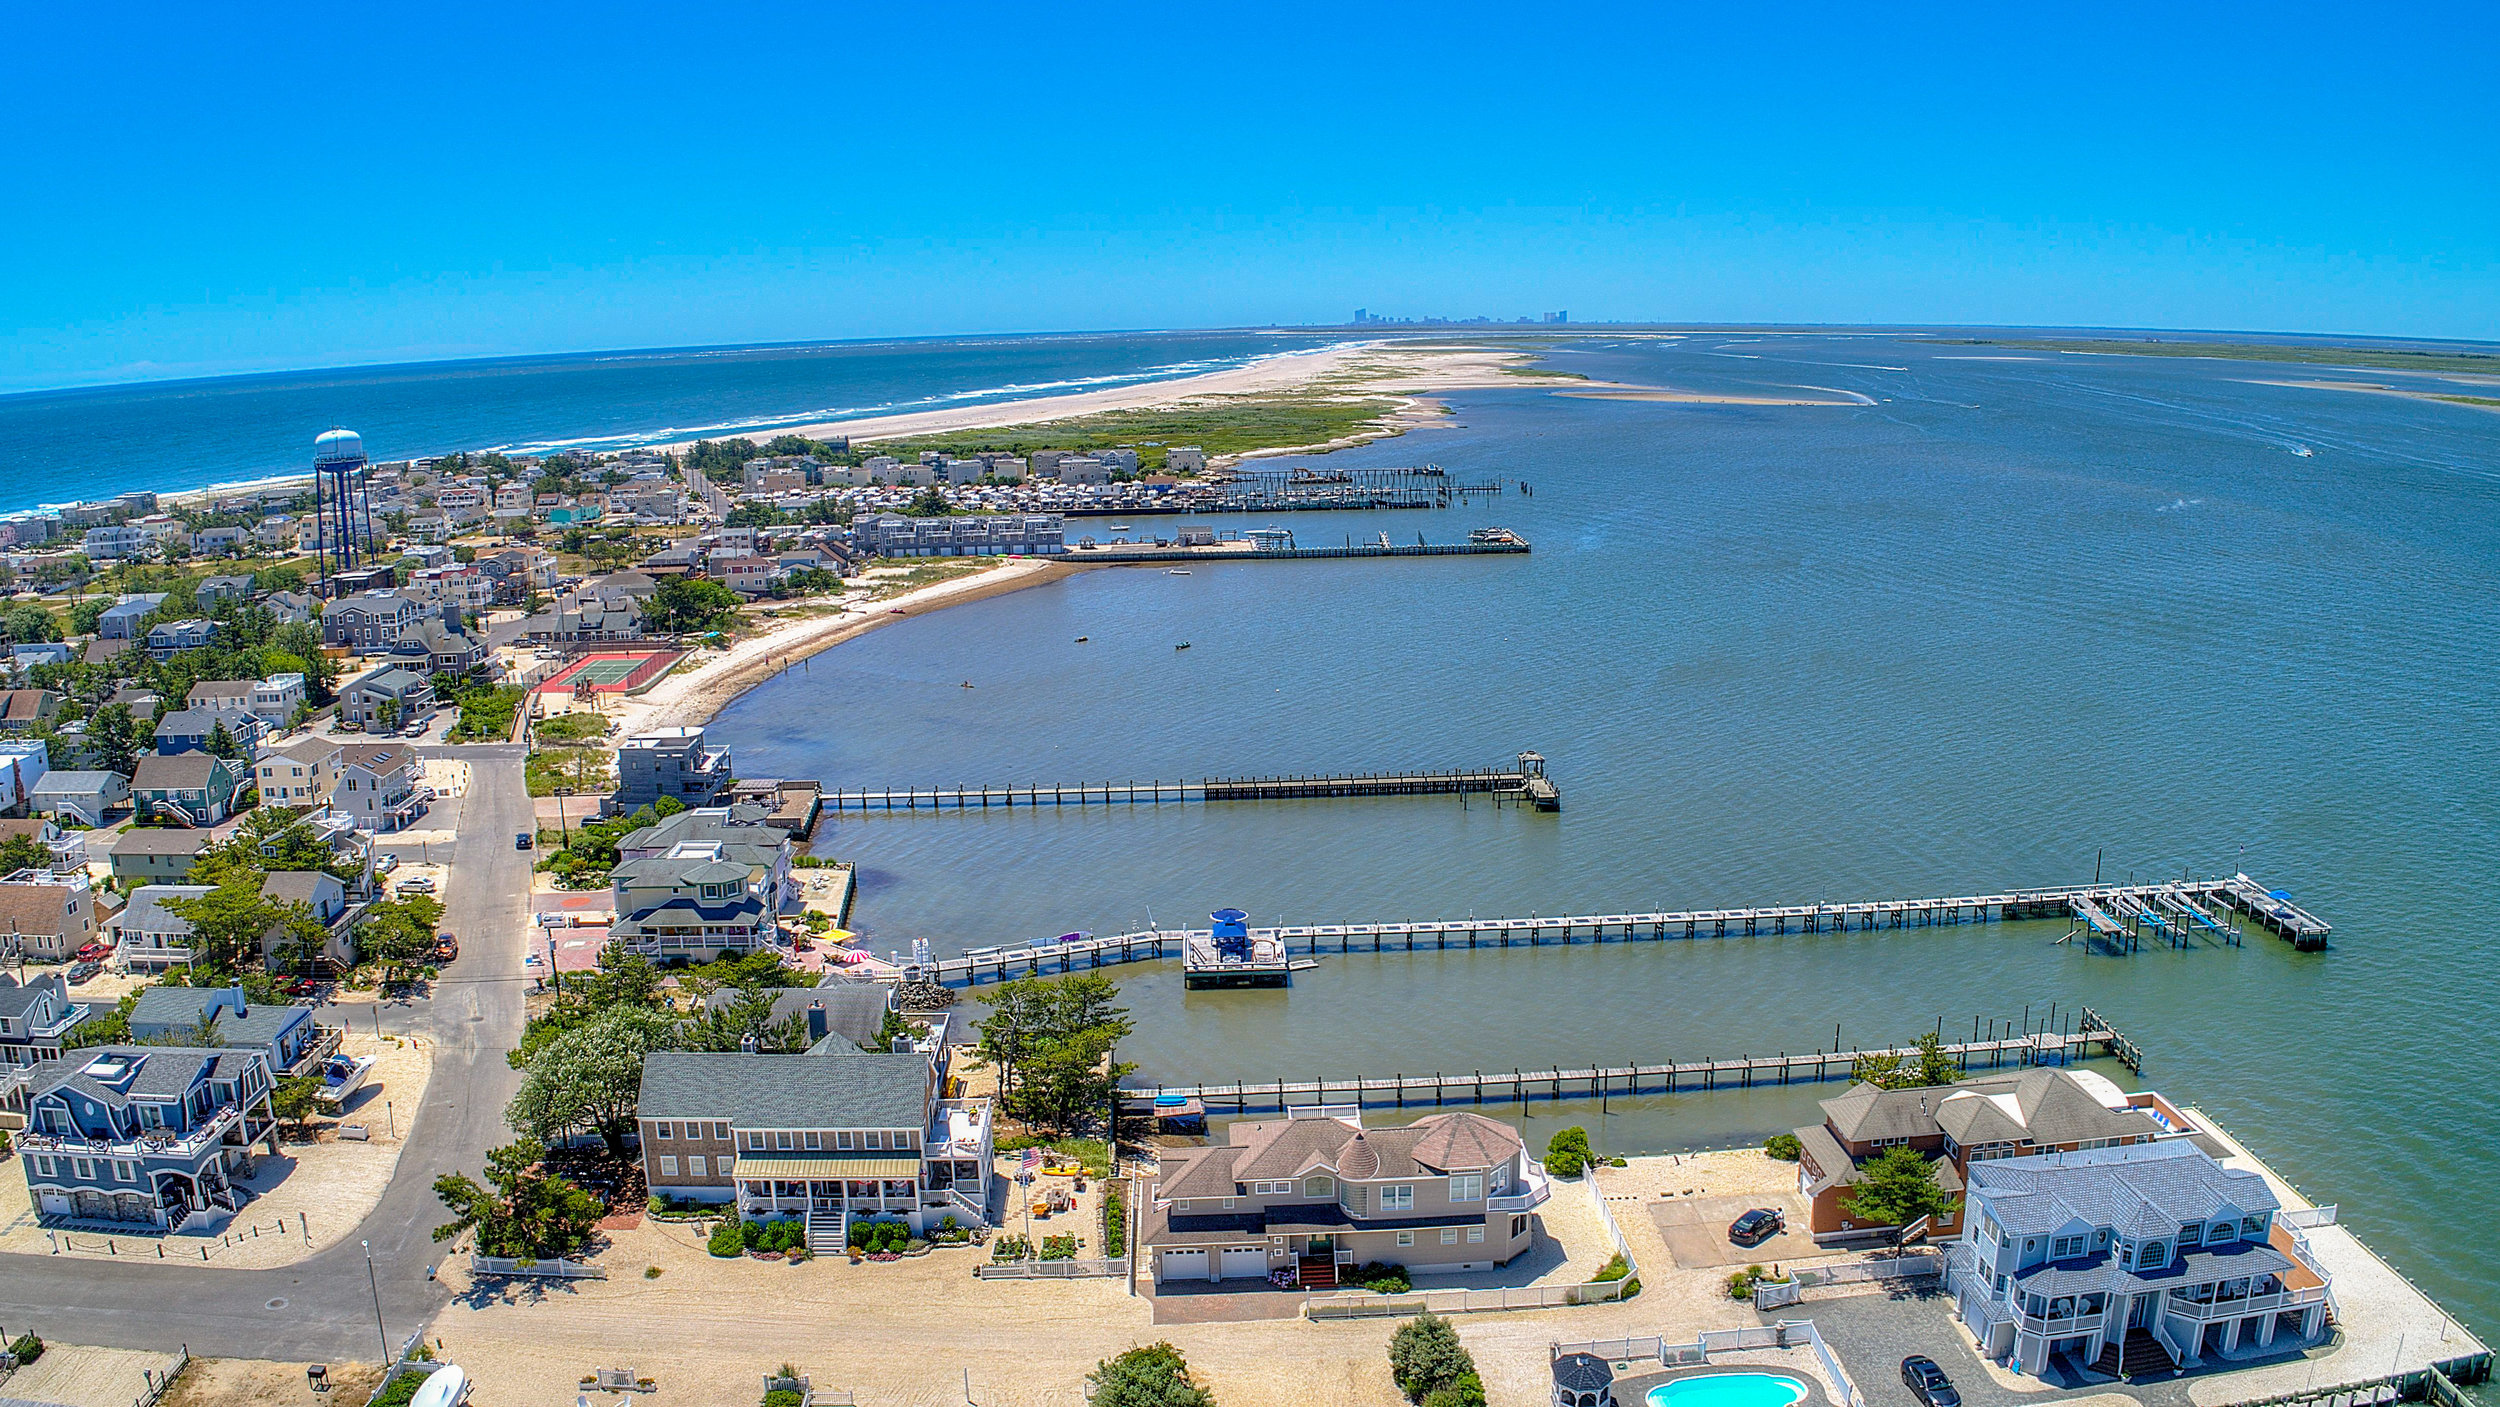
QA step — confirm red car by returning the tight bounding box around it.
[75,941,113,962]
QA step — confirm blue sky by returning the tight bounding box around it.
[4,2,2495,390]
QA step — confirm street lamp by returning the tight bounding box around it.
[363,1238,389,1364]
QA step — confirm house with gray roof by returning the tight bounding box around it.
[30,769,131,827]
[12,1044,277,1229]
[110,883,216,971]
[1144,1109,1547,1287]
[129,986,322,1077]
[695,981,898,1053]
[1948,1141,2332,1378]
[259,870,352,970]
[96,595,165,640]
[1792,1067,2208,1242]
[152,706,260,758]
[0,972,88,1070]
[337,665,435,733]
[634,1041,991,1250]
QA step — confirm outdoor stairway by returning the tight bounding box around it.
[1297,1255,1338,1290]
[2094,1329,2177,1378]
[805,1206,844,1255]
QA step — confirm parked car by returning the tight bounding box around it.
[64,959,101,984]
[514,831,533,850]
[1729,1207,1786,1245]
[434,932,459,962]
[74,941,113,962]
[397,874,436,894]
[374,853,400,875]
[1901,1357,1959,1407]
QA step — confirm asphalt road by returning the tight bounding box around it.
[0,744,534,1360]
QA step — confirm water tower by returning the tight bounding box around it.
[311,427,373,589]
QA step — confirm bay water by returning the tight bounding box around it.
[712,333,2500,1334]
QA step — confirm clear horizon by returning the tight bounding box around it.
[5,2,2495,393]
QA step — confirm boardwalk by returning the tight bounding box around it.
[911,873,2328,987]
[824,752,1560,813]
[1119,1008,2146,1113]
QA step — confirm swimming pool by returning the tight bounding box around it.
[1643,1373,1810,1407]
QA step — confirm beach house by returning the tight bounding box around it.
[0,866,100,967]
[337,666,435,732]
[128,986,323,1077]
[0,972,88,1069]
[612,727,734,813]
[1946,1141,2333,1378]
[12,1045,278,1228]
[1142,1109,1550,1287]
[1792,1067,2208,1243]
[111,884,216,971]
[107,831,214,885]
[30,770,131,827]
[129,752,244,826]
[634,1035,992,1250]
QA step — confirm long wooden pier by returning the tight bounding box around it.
[910,873,2328,987]
[824,752,1561,813]
[1118,1008,2146,1114]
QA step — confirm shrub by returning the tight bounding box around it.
[1040,1234,1079,1260]
[707,1217,744,1258]
[7,1333,42,1364]
[1764,1133,1802,1162]
[1727,1264,1771,1300]
[1087,1343,1213,1407]
[1388,1311,1475,1403]
[1544,1126,1592,1178]
[764,1392,804,1407]
[643,1265,663,1279]
[1589,1253,1631,1283]
[1422,1373,1487,1407]
[1102,1184,1127,1258]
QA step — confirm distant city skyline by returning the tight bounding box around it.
[3,2,2495,393]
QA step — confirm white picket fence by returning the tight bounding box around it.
[976,1257,1126,1279]
[470,1254,608,1280]
[1756,1250,1943,1307]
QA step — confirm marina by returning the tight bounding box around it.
[907,874,2328,986]
[821,750,1561,812]
[1120,1007,2147,1113]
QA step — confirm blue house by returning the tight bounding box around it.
[128,986,320,1076]
[14,1045,276,1228]
[95,595,166,641]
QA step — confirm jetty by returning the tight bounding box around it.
[1066,530,1528,566]
[1117,1008,2145,1114]
[906,873,2328,987]
[824,751,1560,813]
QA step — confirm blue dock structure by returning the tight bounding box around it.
[907,874,2330,988]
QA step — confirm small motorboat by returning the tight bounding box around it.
[1074,636,1089,643]
[959,681,975,689]
[314,1053,378,1108]
[1175,642,1192,651]
[1165,568,1192,576]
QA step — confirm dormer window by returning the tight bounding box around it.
[2140,1241,2168,1267]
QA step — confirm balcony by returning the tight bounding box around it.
[18,1102,242,1160]
[1486,1162,1553,1213]
[2166,1284,2326,1323]
[927,1099,992,1159]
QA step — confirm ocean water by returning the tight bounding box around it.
[0,330,1341,513]
[712,333,2500,1338]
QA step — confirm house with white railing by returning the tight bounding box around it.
[1946,1140,2333,1379]
[1143,1107,1552,1289]
[11,1044,277,1228]
[633,1025,992,1254]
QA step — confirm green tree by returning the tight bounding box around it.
[1422,1375,1486,1407]
[160,882,287,977]
[647,576,742,634]
[1543,1126,1592,1177]
[900,487,954,517]
[4,604,57,644]
[65,991,140,1048]
[86,703,142,776]
[506,1004,681,1161]
[973,974,1134,1129]
[203,719,244,761]
[70,599,110,636]
[1851,1033,1962,1091]
[271,1075,325,1128]
[0,832,52,874]
[1839,1146,1959,1228]
[677,986,808,1054]
[356,894,444,982]
[431,1139,607,1259]
[1017,1025,1134,1132]
[1085,1343,1213,1407]
[269,621,337,703]
[1388,1311,1475,1402]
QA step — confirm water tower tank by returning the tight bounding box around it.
[312,427,365,466]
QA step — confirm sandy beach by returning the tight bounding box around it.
[1558,386,1874,407]
[2247,377,2500,411]
[605,556,1085,735]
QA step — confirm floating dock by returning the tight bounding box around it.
[1181,909,1316,988]
[1118,1008,2145,1114]
[907,873,2328,987]
[824,751,1561,813]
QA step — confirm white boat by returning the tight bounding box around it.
[1165,568,1192,576]
[408,1365,468,1407]
[314,1053,378,1108]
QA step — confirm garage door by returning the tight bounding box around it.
[1161,1248,1207,1281]
[1218,1246,1270,1279]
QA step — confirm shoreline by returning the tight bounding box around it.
[609,556,1087,735]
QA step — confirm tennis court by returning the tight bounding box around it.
[534,648,682,695]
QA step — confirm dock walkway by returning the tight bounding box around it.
[912,874,2326,987]
[1118,1008,2146,1113]
[825,752,1561,813]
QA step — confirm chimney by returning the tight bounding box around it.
[807,1000,827,1043]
